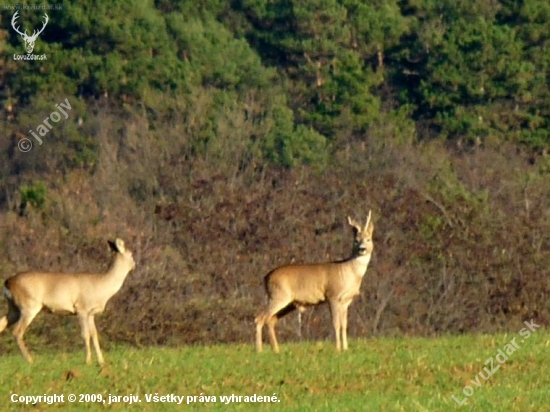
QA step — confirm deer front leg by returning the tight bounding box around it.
[88,315,104,365]
[329,300,342,351]
[340,298,354,351]
[78,313,92,364]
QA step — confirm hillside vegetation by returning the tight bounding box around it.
[0,0,549,349]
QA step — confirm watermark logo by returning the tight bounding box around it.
[11,10,48,60]
[18,98,72,152]
[451,319,540,406]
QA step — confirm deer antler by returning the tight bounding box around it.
[11,11,49,40]
[365,210,372,230]
[32,13,49,39]
[11,11,28,37]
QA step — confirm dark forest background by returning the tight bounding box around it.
[0,0,549,350]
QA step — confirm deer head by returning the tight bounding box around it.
[11,11,49,54]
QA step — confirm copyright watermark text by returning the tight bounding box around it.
[11,392,281,405]
[18,97,72,152]
[451,318,540,406]
[2,3,62,10]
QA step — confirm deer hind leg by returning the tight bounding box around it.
[12,304,42,364]
[0,299,21,333]
[255,315,264,353]
[266,315,280,353]
[88,316,104,365]
[255,297,292,353]
[78,313,93,364]
[255,309,279,353]
[254,309,269,353]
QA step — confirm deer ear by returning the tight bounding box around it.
[108,238,126,253]
[115,238,126,253]
[347,216,361,232]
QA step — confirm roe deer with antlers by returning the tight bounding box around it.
[255,212,374,352]
[0,238,135,365]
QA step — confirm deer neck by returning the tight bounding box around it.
[101,256,132,290]
[344,253,372,278]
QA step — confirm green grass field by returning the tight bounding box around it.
[1,330,549,411]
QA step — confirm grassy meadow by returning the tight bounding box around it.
[1,330,549,411]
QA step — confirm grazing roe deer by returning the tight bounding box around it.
[0,238,135,365]
[255,212,374,352]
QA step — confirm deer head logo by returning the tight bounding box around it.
[11,11,49,54]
